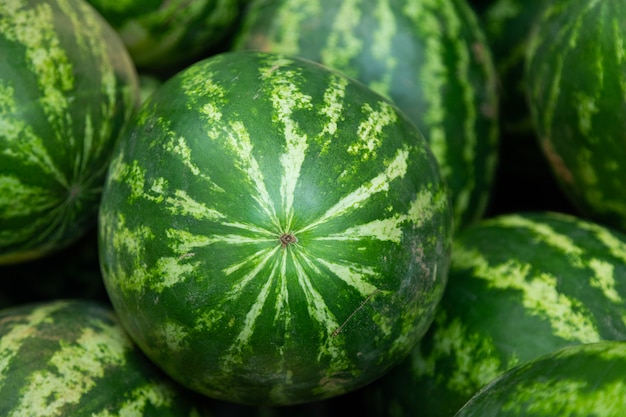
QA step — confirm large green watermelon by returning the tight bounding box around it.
[455,341,626,416]
[233,0,499,231]
[98,50,453,406]
[364,211,626,417]
[525,0,626,232]
[0,0,140,265]
[0,299,211,416]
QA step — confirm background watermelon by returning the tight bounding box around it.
[233,0,499,231]
[0,0,140,265]
[85,0,247,74]
[362,211,626,417]
[0,299,212,416]
[98,50,453,406]
[455,341,626,416]
[525,0,626,232]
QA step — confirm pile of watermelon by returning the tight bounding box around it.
[1,0,626,415]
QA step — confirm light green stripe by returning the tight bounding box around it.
[300,145,410,233]
[91,383,173,417]
[367,0,397,97]
[166,228,275,255]
[502,378,626,416]
[453,245,600,343]
[0,302,68,391]
[319,0,363,78]
[267,66,312,230]
[9,321,128,417]
[272,0,320,56]
[349,101,398,160]
[0,176,56,219]
[222,119,279,229]
[317,74,348,142]
[314,258,378,298]
[576,220,626,264]
[292,255,346,364]
[163,134,223,192]
[404,0,448,177]
[165,189,225,221]
[492,214,584,267]
[587,258,622,304]
[316,186,446,244]
[225,262,277,362]
[222,246,279,287]
[0,81,66,186]
[418,316,507,396]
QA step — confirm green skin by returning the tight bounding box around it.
[364,211,626,417]
[456,341,626,416]
[0,0,139,265]
[525,0,626,232]
[233,0,499,231]
[0,300,208,416]
[98,51,453,406]
[85,0,245,71]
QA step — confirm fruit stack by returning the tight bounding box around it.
[1,0,625,416]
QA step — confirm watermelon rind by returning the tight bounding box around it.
[0,0,140,265]
[455,341,626,417]
[525,0,626,232]
[0,299,211,416]
[364,211,626,417]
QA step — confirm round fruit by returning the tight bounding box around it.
[0,299,209,416]
[98,50,453,406]
[525,0,626,232]
[455,341,626,416]
[0,0,139,264]
[365,211,626,417]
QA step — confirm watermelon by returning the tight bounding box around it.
[364,211,626,417]
[525,0,626,232]
[85,0,246,72]
[455,340,626,416]
[232,0,499,231]
[0,0,140,265]
[0,299,212,416]
[98,50,453,406]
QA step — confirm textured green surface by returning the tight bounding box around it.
[233,0,499,231]
[0,0,139,264]
[85,0,245,71]
[0,299,209,416]
[98,50,453,406]
[525,0,626,232]
[455,341,626,417]
[365,211,626,417]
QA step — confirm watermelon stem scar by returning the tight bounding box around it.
[279,232,298,248]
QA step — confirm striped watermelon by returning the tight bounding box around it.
[0,0,140,265]
[233,0,499,231]
[85,0,245,72]
[98,50,453,406]
[525,0,626,232]
[455,341,626,416]
[0,299,211,416]
[364,211,626,417]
